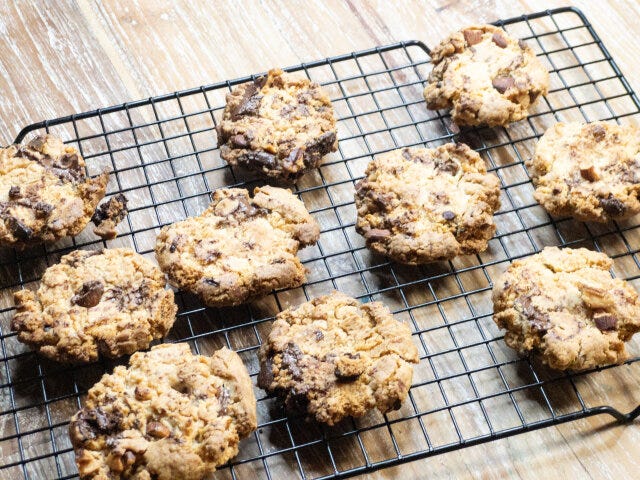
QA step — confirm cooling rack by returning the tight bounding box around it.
[1,7,640,480]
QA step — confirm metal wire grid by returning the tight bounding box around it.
[1,7,639,480]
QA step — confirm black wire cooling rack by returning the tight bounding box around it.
[2,7,640,480]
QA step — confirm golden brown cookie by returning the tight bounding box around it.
[527,121,640,223]
[258,292,419,425]
[69,343,257,480]
[424,24,549,126]
[155,185,320,307]
[216,68,338,181]
[12,248,177,363]
[0,134,109,248]
[354,143,501,264]
[492,247,640,370]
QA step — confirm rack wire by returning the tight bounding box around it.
[1,7,639,480]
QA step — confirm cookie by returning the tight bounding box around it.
[492,246,640,370]
[0,134,109,248]
[216,68,338,181]
[155,185,320,307]
[258,291,419,425]
[355,143,501,264]
[527,121,640,223]
[92,193,129,239]
[12,248,177,363]
[69,343,257,480]
[424,24,549,126]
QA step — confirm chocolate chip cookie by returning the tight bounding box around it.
[492,246,640,370]
[424,24,549,126]
[0,134,109,248]
[12,248,177,363]
[527,121,640,223]
[216,68,338,181]
[258,292,419,425]
[69,343,257,479]
[155,185,320,307]
[355,143,501,264]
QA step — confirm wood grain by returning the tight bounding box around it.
[0,1,639,479]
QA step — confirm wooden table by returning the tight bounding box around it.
[1,1,639,479]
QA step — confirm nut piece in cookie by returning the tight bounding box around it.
[424,24,549,126]
[11,248,177,363]
[92,193,129,239]
[0,134,109,248]
[527,121,640,223]
[355,143,501,264]
[69,343,257,479]
[155,185,320,307]
[492,246,640,370]
[216,68,338,181]
[258,291,419,425]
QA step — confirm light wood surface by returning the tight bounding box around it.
[0,1,639,479]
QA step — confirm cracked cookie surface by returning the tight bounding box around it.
[69,343,257,480]
[0,134,109,248]
[424,24,549,126]
[492,246,640,370]
[12,248,177,363]
[527,121,640,223]
[258,291,419,425]
[355,143,501,264]
[155,185,320,307]
[216,68,338,181]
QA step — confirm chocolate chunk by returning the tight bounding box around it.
[241,151,276,168]
[365,228,391,241]
[34,202,53,219]
[492,76,515,94]
[306,131,337,155]
[281,343,303,380]
[72,280,104,308]
[58,153,79,169]
[334,352,365,379]
[286,147,304,166]
[599,195,626,217]
[204,278,220,287]
[257,355,274,389]
[86,407,119,436]
[8,186,20,199]
[146,421,170,439]
[594,313,617,331]
[436,158,460,175]
[442,210,456,221]
[491,32,508,48]
[517,296,550,331]
[463,29,483,46]
[231,134,249,148]
[518,39,528,50]
[6,217,33,241]
[231,83,262,119]
[314,330,324,341]
[580,166,599,182]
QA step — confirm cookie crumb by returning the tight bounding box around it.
[92,194,129,239]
